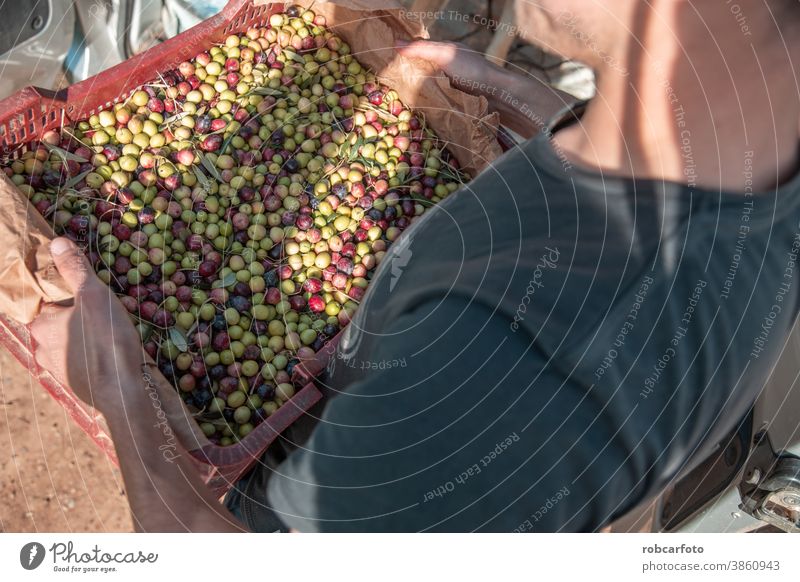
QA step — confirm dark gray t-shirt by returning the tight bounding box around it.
[255,132,800,531]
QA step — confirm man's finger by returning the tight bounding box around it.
[50,237,93,294]
[395,40,458,67]
[31,305,70,380]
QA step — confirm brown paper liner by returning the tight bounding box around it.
[0,172,72,323]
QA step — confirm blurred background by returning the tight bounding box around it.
[0,0,591,532]
[0,0,594,101]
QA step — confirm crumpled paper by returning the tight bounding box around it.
[0,172,72,323]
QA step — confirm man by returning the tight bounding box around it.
[33,0,800,531]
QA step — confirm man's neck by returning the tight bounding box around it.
[553,5,800,193]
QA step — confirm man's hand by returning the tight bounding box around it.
[31,237,143,411]
[30,237,243,532]
[397,40,495,94]
[397,39,579,138]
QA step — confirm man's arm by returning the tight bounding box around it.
[100,357,244,532]
[396,40,579,138]
[31,238,244,532]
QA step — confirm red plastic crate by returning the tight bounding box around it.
[0,0,328,497]
[0,0,515,497]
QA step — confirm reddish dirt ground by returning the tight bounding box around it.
[0,349,133,532]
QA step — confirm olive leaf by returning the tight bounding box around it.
[220,131,238,155]
[348,136,365,162]
[338,135,362,161]
[62,169,93,190]
[211,271,237,289]
[192,165,213,193]
[168,326,189,353]
[44,143,88,163]
[284,49,306,65]
[252,86,284,97]
[300,73,321,90]
[198,152,224,182]
[137,323,153,342]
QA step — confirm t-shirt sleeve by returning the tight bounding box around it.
[267,296,646,532]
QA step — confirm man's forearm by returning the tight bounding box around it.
[486,66,579,138]
[100,355,244,532]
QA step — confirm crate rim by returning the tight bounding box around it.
[0,0,279,156]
